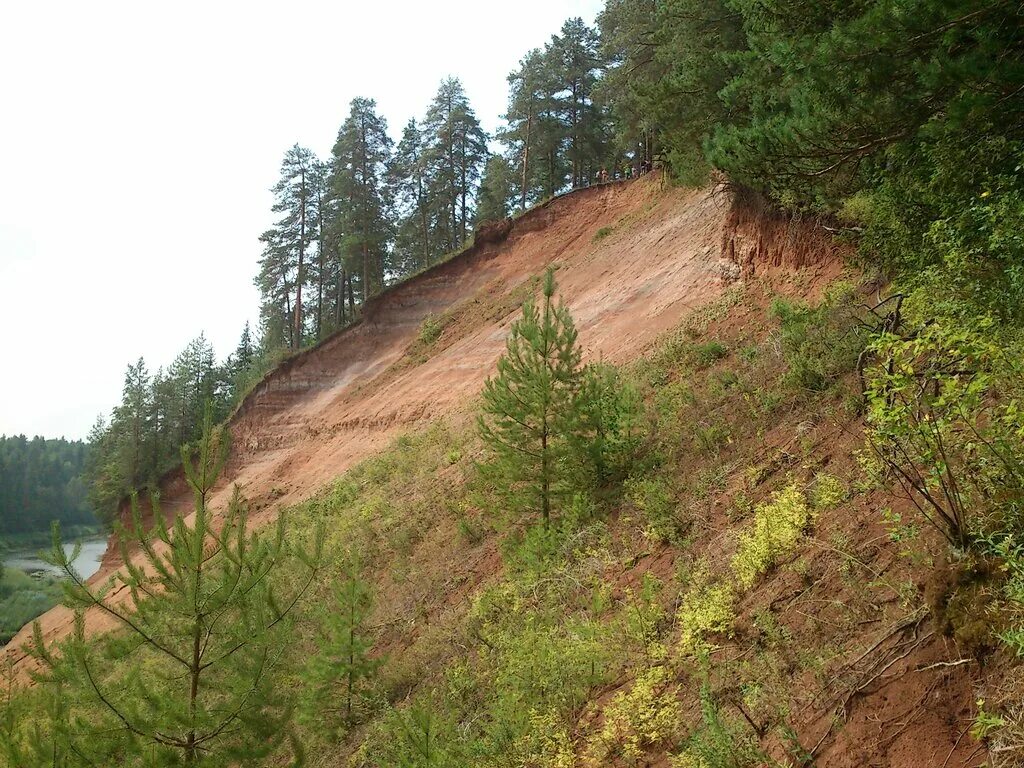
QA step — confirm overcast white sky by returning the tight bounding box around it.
[0,0,604,441]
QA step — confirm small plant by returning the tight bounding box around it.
[593,226,614,242]
[418,313,444,345]
[693,341,728,368]
[457,514,485,545]
[671,684,768,768]
[972,699,1006,741]
[692,419,731,457]
[623,573,669,660]
[881,507,920,545]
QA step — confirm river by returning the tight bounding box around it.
[2,535,107,580]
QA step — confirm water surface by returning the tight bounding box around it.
[2,536,107,580]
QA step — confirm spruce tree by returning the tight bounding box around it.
[29,408,324,766]
[478,269,583,529]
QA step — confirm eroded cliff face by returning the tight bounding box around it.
[7,177,847,674]
[721,185,848,277]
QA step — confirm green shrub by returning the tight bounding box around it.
[866,319,1024,551]
[810,472,846,511]
[625,475,681,543]
[594,226,615,241]
[418,313,444,345]
[770,284,867,393]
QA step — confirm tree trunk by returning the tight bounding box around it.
[316,198,324,340]
[521,108,532,211]
[294,168,306,349]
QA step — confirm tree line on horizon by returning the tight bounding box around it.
[0,436,93,539]
[255,16,637,354]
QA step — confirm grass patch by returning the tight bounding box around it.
[0,567,65,644]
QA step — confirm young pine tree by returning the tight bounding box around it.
[28,407,324,767]
[477,268,583,529]
[300,560,380,733]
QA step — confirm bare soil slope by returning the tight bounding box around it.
[5,176,844,677]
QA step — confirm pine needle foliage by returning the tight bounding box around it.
[26,407,324,767]
[300,560,380,734]
[478,268,584,529]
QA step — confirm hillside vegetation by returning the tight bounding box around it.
[3,0,1024,766]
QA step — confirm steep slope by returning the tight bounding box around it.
[5,176,843,676]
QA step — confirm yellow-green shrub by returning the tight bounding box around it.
[516,708,576,768]
[811,472,846,510]
[731,484,813,590]
[593,665,682,763]
[676,570,736,657]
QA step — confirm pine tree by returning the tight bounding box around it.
[114,358,151,492]
[501,48,555,209]
[475,155,517,224]
[477,269,584,529]
[391,118,433,273]
[595,0,660,168]
[422,78,489,254]
[301,561,380,732]
[271,144,319,348]
[328,98,394,304]
[29,409,324,766]
[549,18,606,188]
[254,225,296,350]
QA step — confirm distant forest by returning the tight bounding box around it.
[0,436,94,539]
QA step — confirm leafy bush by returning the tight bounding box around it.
[770,284,868,394]
[593,666,682,763]
[731,485,813,590]
[624,475,681,543]
[670,684,767,768]
[866,320,1024,550]
[677,569,736,657]
[810,472,846,511]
